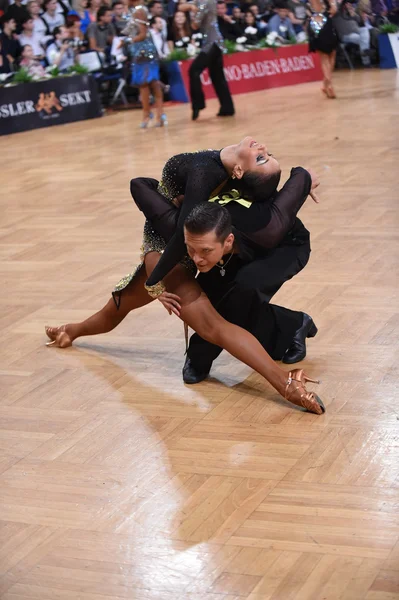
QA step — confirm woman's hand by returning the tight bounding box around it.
[158,292,182,317]
[305,168,321,203]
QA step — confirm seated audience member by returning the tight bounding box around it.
[87,0,102,24]
[167,9,192,50]
[46,23,75,69]
[87,5,115,54]
[217,0,242,40]
[68,0,91,34]
[18,16,44,56]
[3,0,29,32]
[333,0,371,66]
[231,5,244,23]
[27,1,49,38]
[66,13,87,48]
[240,10,263,42]
[149,0,167,36]
[42,0,65,33]
[19,42,47,75]
[248,3,268,31]
[150,15,170,58]
[0,14,21,72]
[112,0,126,35]
[288,0,306,34]
[267,0,296,41]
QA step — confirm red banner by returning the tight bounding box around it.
[179,44,322,100]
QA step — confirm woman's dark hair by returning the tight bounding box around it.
[171,10,191,39]
[184,203,232,243]
[238,170,281,202]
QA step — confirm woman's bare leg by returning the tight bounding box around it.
[140,84,151,124]
[150,80,163,122]
[319,51,331,92]
[161,265,324,413]
[45,262,157,347]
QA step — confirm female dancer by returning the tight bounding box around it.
[307,0,338,99]
[46,138,324,414]
[123,0,164,127]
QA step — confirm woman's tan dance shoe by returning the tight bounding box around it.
[45,325,72,348]
[285,369,325,415]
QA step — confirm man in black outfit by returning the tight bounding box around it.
[0,15,21,73]
[217,1,242,40]
[181,0,235,120]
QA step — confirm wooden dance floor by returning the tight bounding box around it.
[1,69,399,599]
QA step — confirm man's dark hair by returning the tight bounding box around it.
[149,0,162,7]
[53,25,63,37]
[97,5,111,21]
[274,0,289,8]
[184,203,232,242]
[43,0,55,9]
[149,15,160,26]
[238,170,281,202]
[112,0,123,6]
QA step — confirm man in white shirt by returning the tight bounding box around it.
[46,24,75,70]
[149,15,170,58]
[148,0,167,37]
[19,17,45,56]
[42,0,65,33]
[27,0,49,38]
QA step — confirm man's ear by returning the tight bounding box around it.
[225,232,235,249]
[232,164,244,180]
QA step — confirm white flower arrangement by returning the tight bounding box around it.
[175,40,184,47]
[236,36,247,44]
[244,26,258,35]
[192,32,203,39]
[186,43,197,56]
[266,31,281,46]
[182,36,190,43]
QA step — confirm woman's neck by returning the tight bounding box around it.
[219,146,235,176]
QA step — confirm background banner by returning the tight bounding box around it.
[179,44,322,101]
[0,74,101,136]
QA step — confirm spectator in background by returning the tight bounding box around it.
[42,0,65,33]
[68,0,91,33]
[66,13,87,47]
[248,4,268,32]
[231,5,244,23]
[87,5,115,53]
[18,16,44,55]
[167,9,192,50]
[217,0,241,39]
[150,14,170,57]
[241,10,263,41]
[149,0,167,36]
[87,0,102,24]
[4,0,29,32]
[267,0,297,41]
[288,0,307,35]
[112,0,126,34]
[333,0,371,66]
[0,14,21,71]
[46,23,75,68]
[27,1,48,37]
[19,42,47,75]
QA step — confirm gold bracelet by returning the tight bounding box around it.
[144,281,166,299]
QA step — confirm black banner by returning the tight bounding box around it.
[0,74,102,136]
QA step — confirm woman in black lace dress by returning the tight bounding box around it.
[308,0,338,98]
[45,137,325,414]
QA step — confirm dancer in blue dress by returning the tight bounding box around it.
[122,0,165,127]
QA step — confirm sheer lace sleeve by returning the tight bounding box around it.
[130,177,178,242]
[244,167,312,249]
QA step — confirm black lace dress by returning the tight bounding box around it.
[308,0,338,54]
